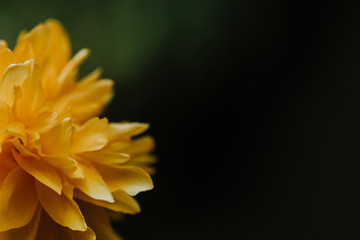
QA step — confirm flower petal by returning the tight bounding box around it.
[40,117,73,157]
[55,48,90,97]
[0,168,38,231]
[79,201,123,240]
[107,122,149,141]
[0,100,9,128]
[14,23,50,65]
[0,63,28,106]
[12,150,63,194]
[95,164,153,196]
[0,47,15,81]
[75,189,140,214]
[69,162,114,203]
[0,206,41,240]
[51,79,114,124]
[29,111,58,134]
[36,181,87,231]
[79,151,129,165]
[12,60,44,120]
[71,117,108,153]
[0,143,16,188]
[65,227,96,240]
[42,156,77,171]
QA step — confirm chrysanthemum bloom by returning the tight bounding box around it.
[0,19,155,240]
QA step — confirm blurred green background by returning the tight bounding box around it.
[4,1,360,240]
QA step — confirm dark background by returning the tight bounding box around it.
[2,1,360,239]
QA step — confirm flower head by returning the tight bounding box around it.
[0,19,155,239]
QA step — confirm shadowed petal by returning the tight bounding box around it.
[0,206,41,240]
[0,168,38,231]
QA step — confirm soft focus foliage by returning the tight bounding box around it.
[0,19,155,239]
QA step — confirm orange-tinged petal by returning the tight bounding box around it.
[0,206,41,240]
[71,117,108,153]
[0,100,9,128]
[95,164,153,196]
[0,143,17,188]
[36,181,87,231]
[0,168,38,231]
[75,189,140,214]
[12,150,63,194]
[0,63,28,106]
[40,117,73,157]
[70,162,114,203]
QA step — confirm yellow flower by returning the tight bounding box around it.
[0,19,155,239]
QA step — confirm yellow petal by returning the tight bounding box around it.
[13,23,50,65]
[0,143,17,188]
[52,79,113,124]
[29,111,57,134]
[126,154,157,175]
[2,122,27,146]
[0,39,7,48]
[0,206,41,240]
[43,19,71,72]
[79,150,129,165]
[71,117,108,153]
[0,100,9,128]
[121,136,156,156]
[0,63,28,106]
[77,68,102,88]
[36,181,87,231]
[107,122,149,141]
[70,162,114,203]
[65,227,96,240]
[0,47,15,80]
[53,48,90,98]
[75,189,140,214]
[42,156,77,170]
[95,164,153,196]
[12,60,44,119]
[40,117,73,157]
[0,168,38,231]
[12,150,63,194]
[79,201,123,240]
